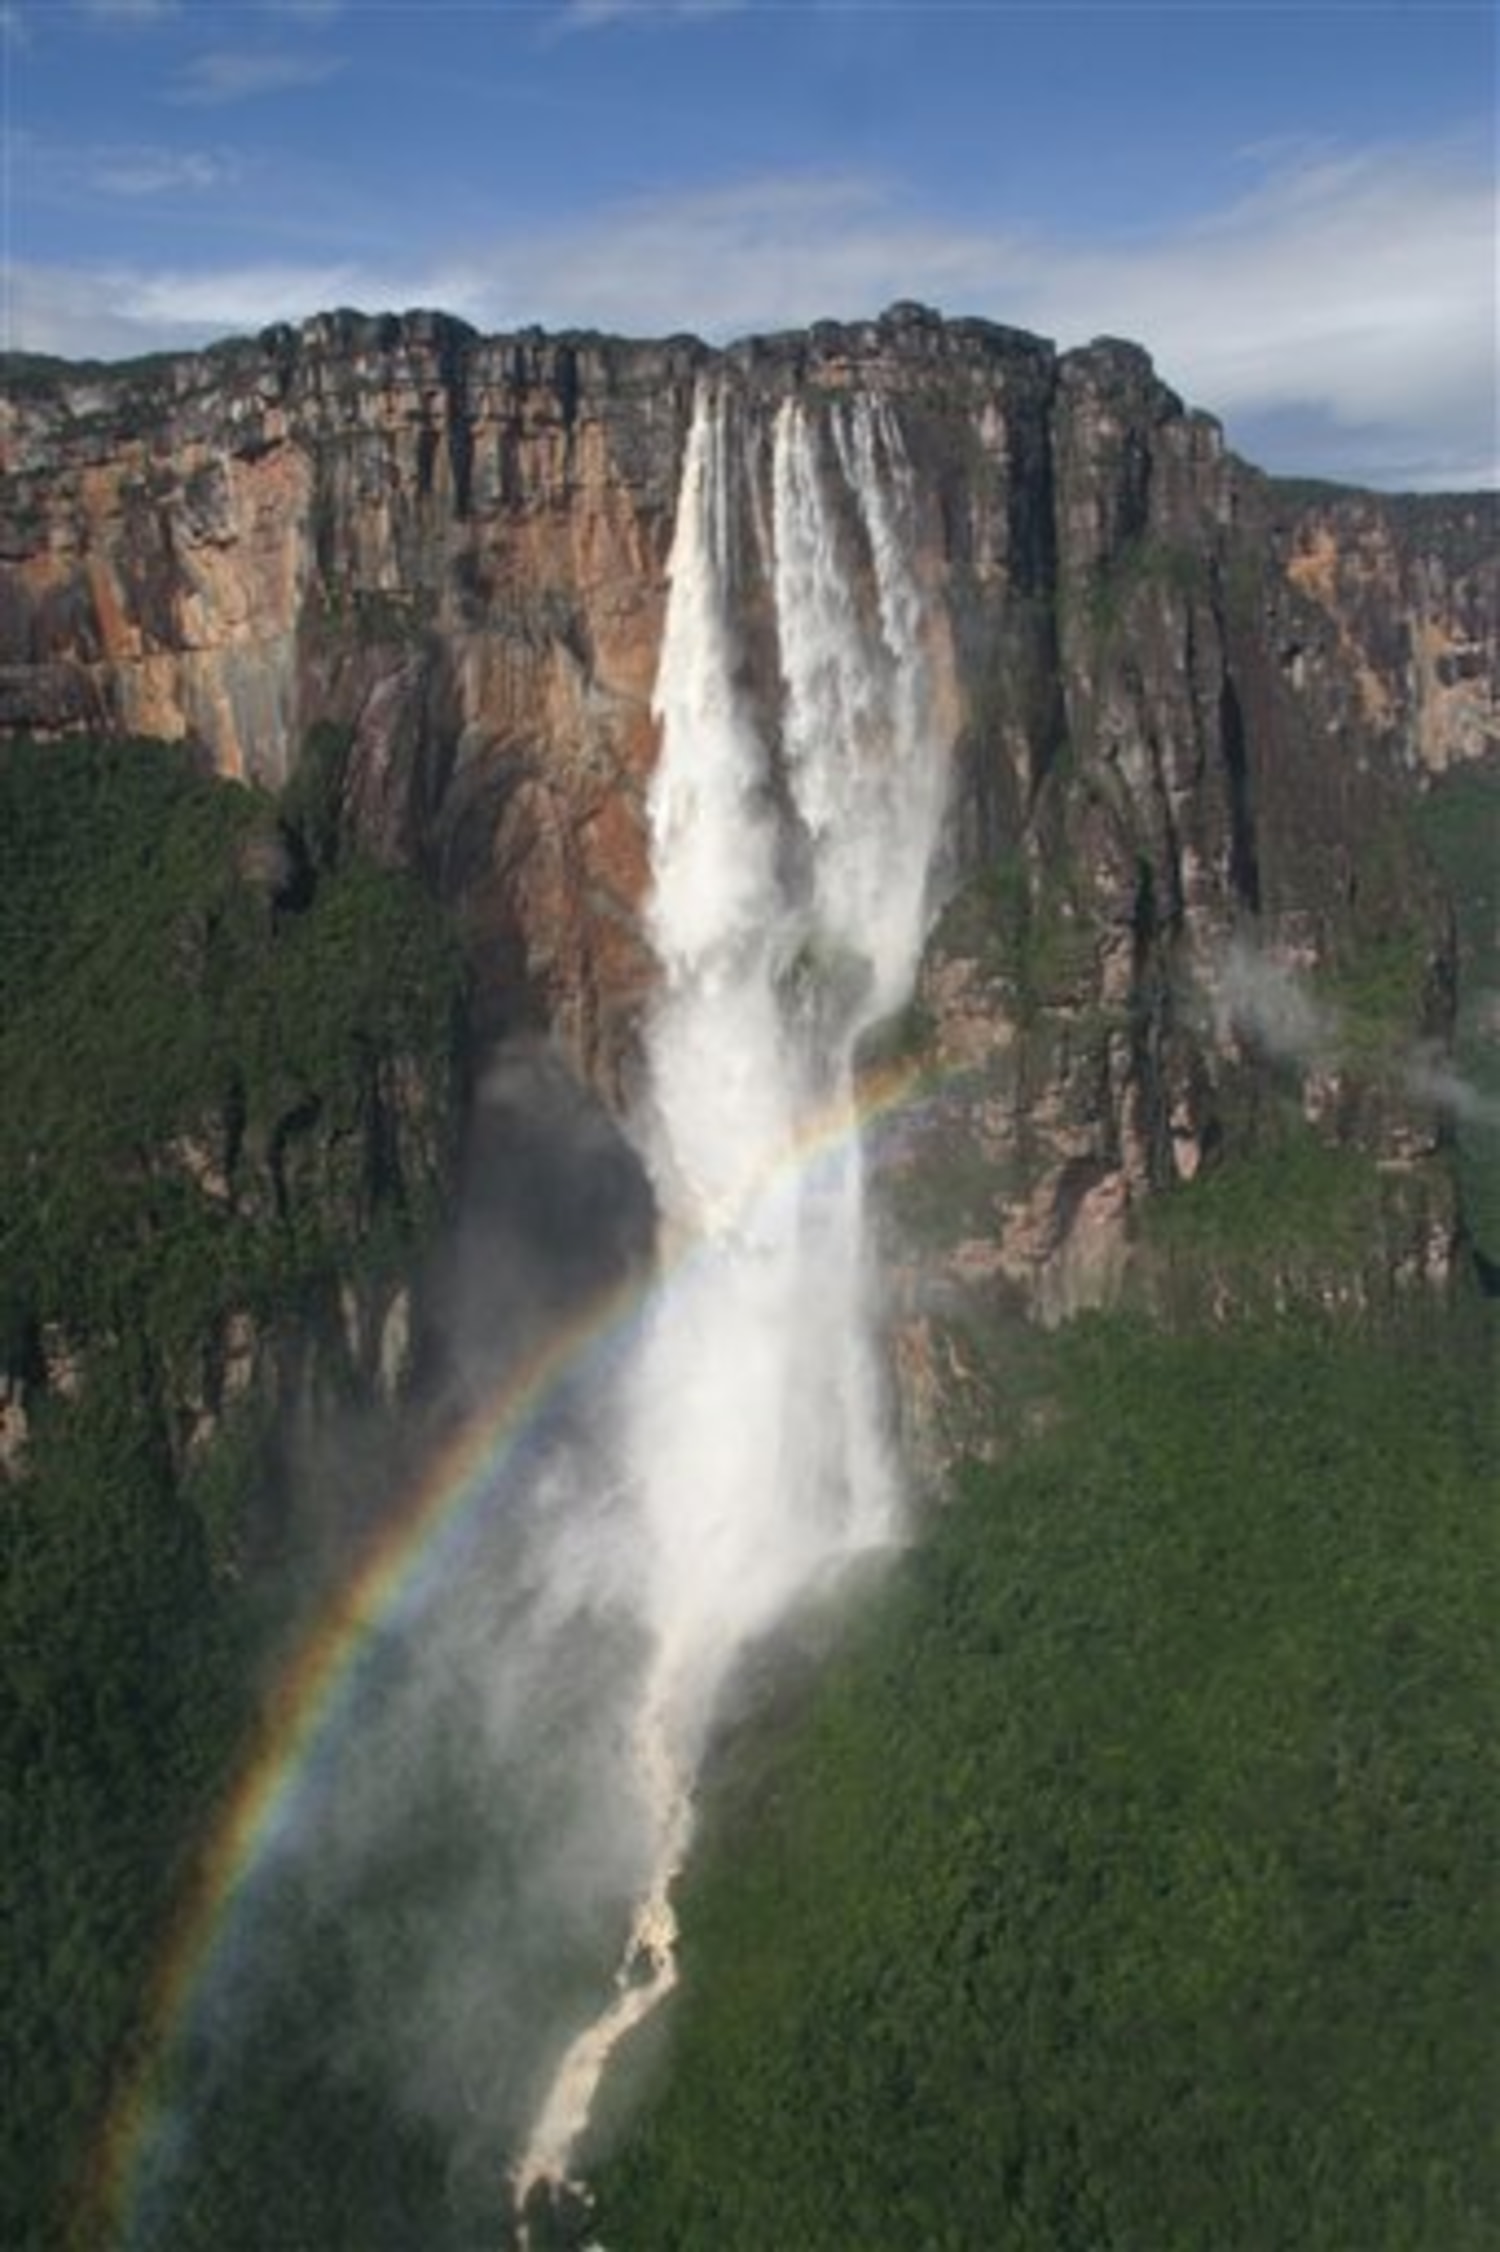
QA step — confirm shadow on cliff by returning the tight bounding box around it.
[424,1036,656,1414]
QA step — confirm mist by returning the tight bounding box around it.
[1208,937,1339,1066]
[1206,935,1496,1128]
[1402,1046,1500,1131]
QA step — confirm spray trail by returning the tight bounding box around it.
[512,382,949,2228]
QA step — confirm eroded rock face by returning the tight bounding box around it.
[1,312,707,1093]
[1278,491,1499,775]
[3,305,1493,1373]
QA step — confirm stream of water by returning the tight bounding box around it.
[511,382,948,2235]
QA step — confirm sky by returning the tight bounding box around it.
[0,0,1494,489]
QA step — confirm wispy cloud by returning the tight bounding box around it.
[87,143,240,196]
[428,142,1495,486]
[5,134,1494,489]
[553,0,744,29]
[168,48,342,105]
[4,255,371,360]
[0,3,29,48]
[130,257,370,328]
[80,0,179,19]
[1,125,242,207]
[1030,141,1498,486]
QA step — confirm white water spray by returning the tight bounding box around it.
[512,382,949,2230]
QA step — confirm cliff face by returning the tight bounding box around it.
[3,305,1495,1394]
[1,311,704,1085]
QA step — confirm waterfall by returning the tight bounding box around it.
[512,382,949,2232]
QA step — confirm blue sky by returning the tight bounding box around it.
[1,0,1495,487]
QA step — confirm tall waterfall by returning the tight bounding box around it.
[513,383,949,2227]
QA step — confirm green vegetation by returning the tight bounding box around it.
[0,735,460,1363]
[1263,473,1370,510]
[279,716,353,873]
[1068,535,1209,647]
[4,731,1494,2252]
[1136,1108,1443,1324]
[0,735,464,2252]
[1220,542,1267,631]
[1144,1122,1382,1261]
[585,773,1496,2252]
[1417,765,1500,1274]
[1316,922,1433,1058]
[881,1135,1010,1250]
[592,1310,1500,2251]
[1300,793,1446,1065]
[4,1361,257,2252]
[932,851,1097,1023]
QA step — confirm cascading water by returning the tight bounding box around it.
[512,380,949,2232]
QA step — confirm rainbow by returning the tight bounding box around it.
[84,1053,936,2250]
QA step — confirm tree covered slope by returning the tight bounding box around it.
[591,1309,1499,2252]
[1,736,464,2252]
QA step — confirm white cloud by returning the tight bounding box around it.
[1019,143,1498,484]
[432,144,1497,486]
[435,173,957,336]
[4,255,371,360]
[168,47,342,104]
[132,258,368,327]
[5,136,1494,489]
[553,0,744,29]
[88,143,240,196]
[0,126,242,208]
[80,0,179,18]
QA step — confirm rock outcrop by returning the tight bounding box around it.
[3,304,1495,1420]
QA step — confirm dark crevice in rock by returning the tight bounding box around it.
[268,1096,322,1223]
[1219,672,1261,913]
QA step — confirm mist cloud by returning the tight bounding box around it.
[1210,939,1340,1065]
[1402,1048,1500,1131]
[1206,937,1497,1129]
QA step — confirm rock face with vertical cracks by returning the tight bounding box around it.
[3,305,1496,1388]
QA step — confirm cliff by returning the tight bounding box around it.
[2,305,1495,1409]
[4,309,1496,2252]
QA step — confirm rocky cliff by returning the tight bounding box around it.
[3,304,1495,1413]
